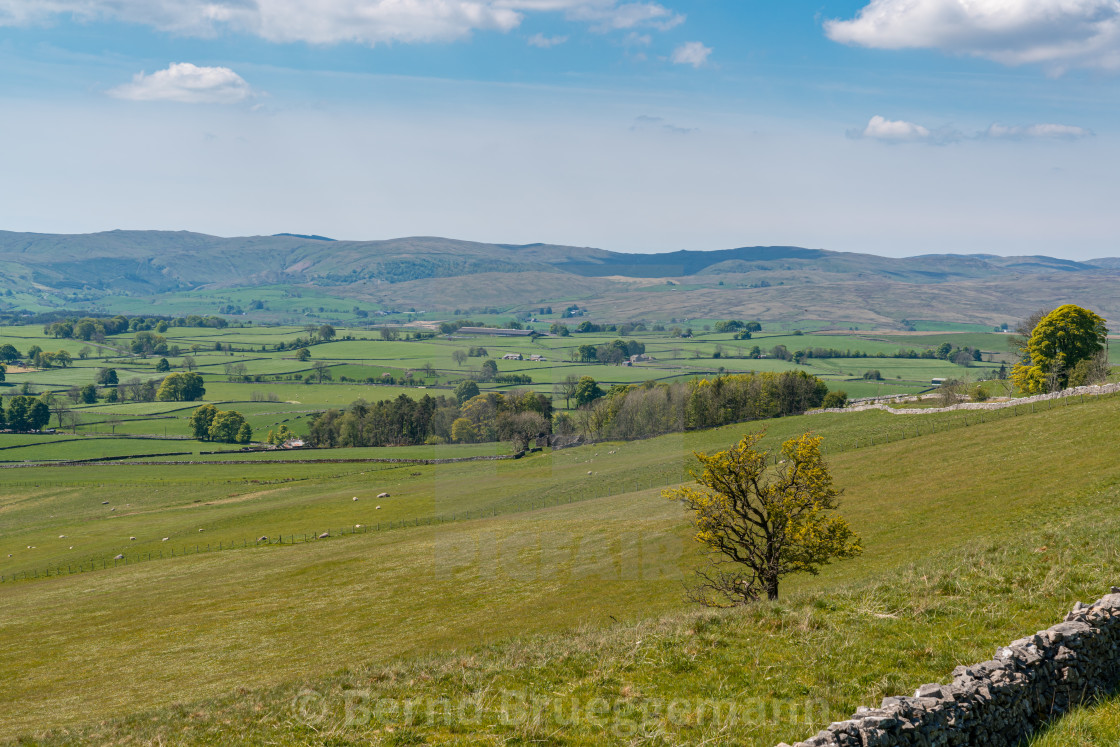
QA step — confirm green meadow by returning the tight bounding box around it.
[1,390,1118,744]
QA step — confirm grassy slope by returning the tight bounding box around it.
[1030,696,1120,746]
[2,395,1120,743]
[0,401,1066,583]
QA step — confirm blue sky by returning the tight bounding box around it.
[1,0,1118,258]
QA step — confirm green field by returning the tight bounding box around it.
[2,390,1119,744]
[0,322,1018,458]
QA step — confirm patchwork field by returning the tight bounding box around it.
[0,322,1016,455]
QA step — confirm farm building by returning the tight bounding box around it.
[502,353,523,360]
[529,354,546,361]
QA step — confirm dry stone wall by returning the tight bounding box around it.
[780,588,1120,747]
[817,383,1120,416]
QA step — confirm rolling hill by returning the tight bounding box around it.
[1,229,1118,326]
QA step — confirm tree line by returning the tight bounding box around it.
[43,314,229,341]
[571,370,829,441]
[306,370,830,451]
[307,389,554,451]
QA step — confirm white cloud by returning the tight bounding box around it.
[670,41,711,68]
[854,115,1094,144]
[825,0,1120,72]
[984,123,1094,139]
[0,0,684,45]
[527,32,567,47]
[109,63,255,104]
[859,115,931,142]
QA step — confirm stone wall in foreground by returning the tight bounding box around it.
[782,589,1120,747]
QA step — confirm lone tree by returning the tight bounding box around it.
[665,433,862,606]
[1011,304,1108,394]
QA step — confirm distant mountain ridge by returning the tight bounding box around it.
[0,229,1112,290]
[0,229,1117,324]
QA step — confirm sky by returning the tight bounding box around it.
[1,0,1119,259]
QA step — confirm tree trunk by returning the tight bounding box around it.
[766,578,779,601]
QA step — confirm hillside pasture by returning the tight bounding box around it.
[1,393,1119,742]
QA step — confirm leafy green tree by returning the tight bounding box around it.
[454,380,480,405]
[236,423,253,444]
[1069,353,1111,387]
[665,433,862,605]
[96,368,119,386]
[156,372,206,402]
[79,384,97,404]
[1011,304,1108,394]
[0,344,19,362]
[295,348,311,361]
[573,376,604,407]
[155,358,171,372]
[208,410,248,443]
[451,417,478,443]
[7,396,50,431]
[189,404,219,440]
[479,359,498,381]
[713,320,744,333]
[452,349,467,367]
[26,345,42,361]
[53,350,72,368]
[318,324,336,341]
[821,390,848,409]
